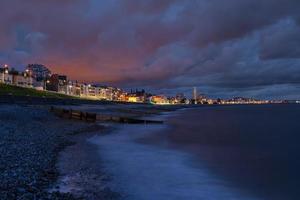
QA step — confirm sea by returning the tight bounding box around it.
[90,104,300,200]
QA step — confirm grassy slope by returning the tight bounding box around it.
[0,83,75,99]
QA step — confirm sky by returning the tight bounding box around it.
[0,0,300,99]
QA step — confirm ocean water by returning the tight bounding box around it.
[90,104,300,200]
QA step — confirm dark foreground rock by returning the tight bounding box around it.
[0,105,105,199]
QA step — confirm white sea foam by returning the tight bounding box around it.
[90,123,260,200]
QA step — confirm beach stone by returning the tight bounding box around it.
[0,105,91,200]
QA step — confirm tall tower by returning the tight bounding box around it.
[193,87,197,104]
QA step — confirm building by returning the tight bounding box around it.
[74,84,125,100]
[12,72,34,88]
[0,66,11,84]
[0,65,34,88]
[112,88,126,101]
[125,89,146,103]
[174,93,186,104]
[78,84,100,98]
[79,83,96,98]
[66,81,81,96]
[94,86,112,100]
[150,95,169,105]
[87,85,97,97]
[127,95,144,103]
[46,74,67,93]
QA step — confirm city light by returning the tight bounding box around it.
[0,63,291,105]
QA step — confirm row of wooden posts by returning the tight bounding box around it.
[50,106,163,124]
[50,106,97,122]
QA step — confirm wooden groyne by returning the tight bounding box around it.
[50,106,163,124]
[96,115,163,124]
[50,106,97,122]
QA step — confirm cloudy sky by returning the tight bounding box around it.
[1,0,300,99]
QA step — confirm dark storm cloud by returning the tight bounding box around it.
[0,0,300,98]
[260,18,300,60]
[184,0,300,47]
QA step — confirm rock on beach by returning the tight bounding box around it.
[0,105,92,199]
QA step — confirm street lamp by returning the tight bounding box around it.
[44,80,50,91]
[3,66,9,84]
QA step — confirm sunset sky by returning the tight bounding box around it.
[1,0,300,99]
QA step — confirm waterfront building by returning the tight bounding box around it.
[66,81,81,96]
[175,93,186,104]
[3,63,274,105]
[101,86,113,101]
[79,84,88,97]
[95,86,108,99]
[150,95,169,105]
[111,87,124,101]
[118,92,127,102]
[0,66,34,88]
[126,89,147,103]
[46,74,67,93]
[0,65,12,84]
[87,85,97,97]
[207,99,218,104]
[197,94,209,104]
[77,84,118,100]
[12,72,34,88]
[79,84,97,98]
[168,97,176,104]
[127,95,144,103]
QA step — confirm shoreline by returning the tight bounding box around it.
[52,106,180,199]
[0,103,180,199]
[2,103,299,199]
[51,126,121,199]
[87,106,263,200]
[87,109,249,200]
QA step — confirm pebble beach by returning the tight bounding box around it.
[0,105,112,199]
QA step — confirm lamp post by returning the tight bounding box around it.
[1,65,5,83]
[3,64,9,84]
[44,79,50,91]
[23,69,33,87]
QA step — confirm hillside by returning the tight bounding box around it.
[0,83,74,99]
